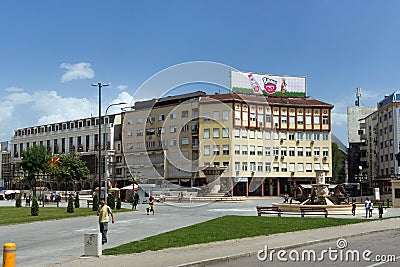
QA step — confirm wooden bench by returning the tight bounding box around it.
[256,206,282,217]
[300,207,328,218]
[87,200,93,208]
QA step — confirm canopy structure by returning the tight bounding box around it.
[4,190,20,194]
[120,184,139,190]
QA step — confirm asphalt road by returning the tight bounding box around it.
[0,199,261,267]
[209,229,400,267]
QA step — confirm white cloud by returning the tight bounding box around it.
[60,62,95,83]
[116,85,128,90]
[4,92,32,105]
[5,86,25,92]
[331,112,347,126]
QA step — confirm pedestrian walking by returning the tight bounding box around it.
[189,193,193,203]
[147,195,155,215]
[97,198,115,245]
[352,202,356,216]
[365,197,371,218]
[132,191,139,209]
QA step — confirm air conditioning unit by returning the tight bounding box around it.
[311,140,314,144]
[291,171,295,175]
[274,155,278,159]
[281,155,285,159]
[296,140,300,144]
[323,156,328,160]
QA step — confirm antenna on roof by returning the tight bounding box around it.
[355,87,362,106]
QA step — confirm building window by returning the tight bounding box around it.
[297,115,304,125]
[265,147,271,156]
[235,162,240,172]
[281,115,287,124]
[289,163,295,172]
[170,113,177,119]
[258,162,263,172]
[213,128,220,138]
[297,132,303,141]
[204,145,210,156]
[273,147,279,156]
[250,145,255,155]
[127,131,133,138]
[323,148,329,157]
[204,128,210,139]
[298,163,304,172]
[234,128,240,137]
[314,132,320,141]
[322,116,328,124]
[249,130,255,139]
[250,162,256,172]
[314,163,321,171]
[170,126,177,133]
[314,148,320,158]
[222,128,229,138]
[265,114,272,123]
[204,112,210,121]
[250,112,256,122]
[273,163,279,172]
[257,146,263,155]
[265,131,271,140]
[182,110,189,118]
[314,116,320,124]
[241,129,247,138]
[235,145,240,155]
[181,138,189,145]
[297,147,303,156]
[223,145,229,155]
[182,124,189,132]
[242,162,248,171]
[306,163,312,172]
[137,117,143,124]
[288,132,295,140]
[306,115,312,125]
[305,132,312,141]
[306,147,312,157]
[322,132,329,140]
[158,114,165,121]
[265,162,271,172]
[213,145,220,155]
[242,145,248,155]
[281,147,287,157]
[289,147,295,156]
[281,163,287,172]
[257,130,263,139]
[235,110,241,121]
[222,110,229,121]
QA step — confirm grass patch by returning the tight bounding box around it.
[104,215,366,255]
[0,206,131,225]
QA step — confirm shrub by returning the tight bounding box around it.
[107,195,115,210]
[16,194,22,208]
[116,197,121,210]
[67,196,74,213]
[31,197,39,216]
[92,194,99,211]
[74,193,80,208]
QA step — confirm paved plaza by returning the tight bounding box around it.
[0,197,399,267]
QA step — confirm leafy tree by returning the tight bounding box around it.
[67,195,74,213]
[92,194,99,211]
[19,145,52,196]
[107,195,115,210]
[51,151,89,197]
[332,142,346,184]
[16,194,22,208]
[116,197,121,210]
[31,197,39,216]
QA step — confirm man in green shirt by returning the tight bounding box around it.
[97,198,115,245]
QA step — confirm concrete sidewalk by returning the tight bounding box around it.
[53,217,400,267]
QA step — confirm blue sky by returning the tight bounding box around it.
[1,0,399,145]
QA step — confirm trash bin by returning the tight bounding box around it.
[84,233,102,256]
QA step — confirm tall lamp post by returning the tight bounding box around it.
[91,82,109,199]
[104,102,127,205]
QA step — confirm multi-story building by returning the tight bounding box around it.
[198,93,333,197]
[10,114,127,191]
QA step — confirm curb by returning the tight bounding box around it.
[175,226,400,267]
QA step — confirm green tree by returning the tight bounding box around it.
[16,193,22,208]
[67,195,74,213]
[92,194,99,211]
[116,197,121,210]
[51,151,89,197]
[31,197,39,216]
[107,195,115,210]
[332,142,346,183]
[19,145,52,196]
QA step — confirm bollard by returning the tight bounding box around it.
[387,199,390,208]
[3,243,16,267]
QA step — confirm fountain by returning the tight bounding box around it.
[273,170,353,214]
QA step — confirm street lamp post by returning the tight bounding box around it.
[104,102,127,205]
[91,82,109,199]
